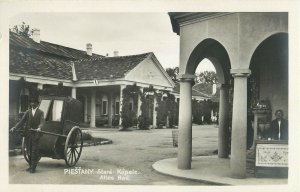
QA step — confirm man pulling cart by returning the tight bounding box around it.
[10,99,44,173]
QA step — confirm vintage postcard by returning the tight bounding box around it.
[0,0,299,192]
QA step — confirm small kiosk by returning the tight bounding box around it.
[251,102,288,178]
[255,140,288,178]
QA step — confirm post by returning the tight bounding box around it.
[137,87,143,117]
[152,94,157,129]
[90,89,96,127]
[71,87,77,99]
[119,85,126,126]
[37,83,43,90]
[230,69,251,178]
[218,84,230,158]
[108,93,113,126]
[178,74,195,169]
[84,96,88,123]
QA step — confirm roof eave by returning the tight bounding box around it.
[168,12,232,35]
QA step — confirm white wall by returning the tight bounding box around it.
[125,57,172,88]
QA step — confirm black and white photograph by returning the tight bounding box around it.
[0,0,299,192]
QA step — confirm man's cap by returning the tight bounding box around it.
[29,98,39,103]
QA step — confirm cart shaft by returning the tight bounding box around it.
[29,129,67,138]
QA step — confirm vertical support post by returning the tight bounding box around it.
[178,75,194,169]
[230,69,251,178]
[37,83,43,90]
[108,93,113,126]
[218,84,230,158]
[119,85,126,126]
[90,89,96,128]
[152,93,157,129]
[84,95,88,123]
[137,87,143,117]
[71,87,77,99]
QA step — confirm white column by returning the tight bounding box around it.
[230,69,250,178]
[152,94,157,129]
[178,75,194,169]
[108,93,113,126]
[90,89,96,127]
[84,96,88,123]
[119,85,126,126]
[71,87,77,99]
[218,84,230,158]
[137,87,143,117]
[37,83,43,90]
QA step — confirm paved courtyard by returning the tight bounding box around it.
[9,125,218,185]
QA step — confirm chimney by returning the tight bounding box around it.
[32,28,40,43]
[113,51,119,57]
[86,43,92,56]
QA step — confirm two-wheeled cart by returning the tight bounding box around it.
[22,96,83,167]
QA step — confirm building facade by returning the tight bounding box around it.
[169,12,288,178]
[9,30,174,129]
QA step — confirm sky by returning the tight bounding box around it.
[10,12,215,73]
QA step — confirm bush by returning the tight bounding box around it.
[122,111,137,129]
[121,84,140,129]
[82,131,92,140]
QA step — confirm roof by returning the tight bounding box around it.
[193,83,220,102]
[9,31,104,80]
[10,47,73,80]
[9,32,152,81]
[10,31,104,60]
[74,53,151,80]
[173,82,212,99]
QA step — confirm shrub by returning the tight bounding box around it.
[82,131,92,140]
[121,84,141,129]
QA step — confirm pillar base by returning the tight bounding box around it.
[231,173,246,179]
[178,162,191,170]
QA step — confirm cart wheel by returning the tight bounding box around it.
[64,126,83,167]
[21,137,30,163]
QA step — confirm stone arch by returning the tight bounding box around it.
[249,32,288,119]
[185,38,232,84]
[178,38,232,164]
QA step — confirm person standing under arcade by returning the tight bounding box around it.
[268,109,288,141]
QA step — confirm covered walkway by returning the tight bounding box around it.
[153,156,288,185]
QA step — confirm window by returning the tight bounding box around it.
[129,102,133,111]
[102,95,108,115]
[115,102,120,115]
[102,101,107,115]
[39,99,51,119]
[129,98,134,111]
[19,88,29,112]
[40,99,63,121]
[52,100,63,121]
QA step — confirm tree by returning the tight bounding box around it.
[195,70,218,84]
[166,67,179,83]
[10,22,33,38]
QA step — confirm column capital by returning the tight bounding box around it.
[120,84,126,89]
[230,69,251,77]
[178,74,196,83]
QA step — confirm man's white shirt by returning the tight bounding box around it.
[32,108,37,117]
[278,120,281,139]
